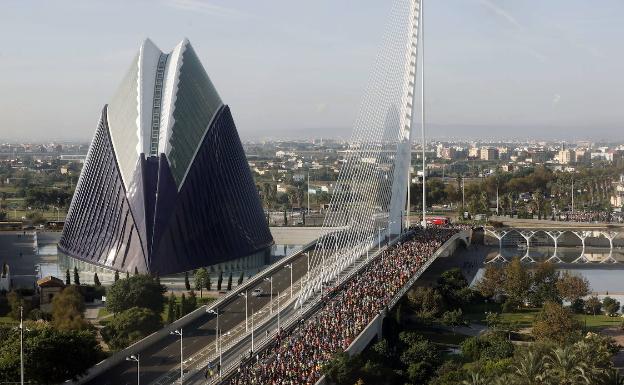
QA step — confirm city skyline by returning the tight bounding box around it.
[1,0,623,142]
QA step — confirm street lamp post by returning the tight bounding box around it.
[20,306,24,385]
[264,277,273,314]
[285,264,293,299]
[206,308,219,361]
[239,291,248,332]
[251,308,255,352]
[126,354,140,385]
[170,329,183,384]
[277,291,281,330]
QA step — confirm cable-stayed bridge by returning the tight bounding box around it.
[74,1,463,384]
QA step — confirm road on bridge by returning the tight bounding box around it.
[84,251,310,385]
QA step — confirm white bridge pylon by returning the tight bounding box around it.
[296,0,423,308]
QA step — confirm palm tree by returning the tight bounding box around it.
[511,350,545,385]
[545,346,588,385]
[601,369,624,385]
[479,191,489,214]
[462,371,488,385]
[532,190,545,219]
[507,192,514,217]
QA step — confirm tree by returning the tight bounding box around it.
[114,270,120,282]
[194,268,209,298]
[556,272,590,303]
[73,266,80,285]
[323,351,362,385]
[52,285,88,331]
[238,271,244,286]
[7,291,31,321]
[227,272,233,291]
[504,258,531,307]
[106,274,166,314]
[217,271,223,291]
[65,268,70,285]
[544,346,586,385]
[532,301,581,344]
[180,293,187,317]
[93,272,101,287]
[0,325,103,384]
[437,268,472,308]
[407,287,445,321]
[167,293,176,324]
[186,291,197,314]
[530,262,560,307]
[476,264,505,299]
[134,266,139,275]
[602,297,620,316]
[184,271,191,291]
[510,350,544,385]
[441,309,466,335]
[399,332,441,384]
[585,296,602,316]
[101,307,162,350]
[206,275,212,292]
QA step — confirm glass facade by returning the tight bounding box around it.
[107,53,140,188]
[59,40,273,276]
[167,45,223,187]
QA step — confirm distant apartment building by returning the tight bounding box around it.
[575,149,591,163]
[558,149,576,164]
[497,147,511,160]
[468,147,480,159]
[591,151,614,162]
[480,147,499,161]
[529,150,548,163]
[440,147,456,160]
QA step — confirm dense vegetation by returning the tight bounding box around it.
[323,265,623,385]
[410,165,623,217]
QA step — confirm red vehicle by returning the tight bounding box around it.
[426,216,449,226]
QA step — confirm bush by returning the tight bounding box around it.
[501,300,517,313]
[106,274,166,314]
[532,301,581,344]
[570,298,585,314]
[52,285,88,331]
[101,307,162,350]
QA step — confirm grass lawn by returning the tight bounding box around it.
[97,308,110,319]
[464,302,540,329]
[576,314,623,330]
[0,316,18,325]
[465,302,623,332]
[416,328,470,345]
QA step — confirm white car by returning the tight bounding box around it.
[251,288,263,297]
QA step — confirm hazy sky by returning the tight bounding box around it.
[0,0,622,142]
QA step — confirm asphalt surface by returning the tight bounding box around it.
[0,231,38,288]
[84,250,311,385]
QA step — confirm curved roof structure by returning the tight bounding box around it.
[59,39,273,275]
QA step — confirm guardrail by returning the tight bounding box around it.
[69,239,319,385]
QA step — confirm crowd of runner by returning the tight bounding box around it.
[561,210,614,223]
[225,225,463,385]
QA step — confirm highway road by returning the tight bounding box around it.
[84,250,311,385]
